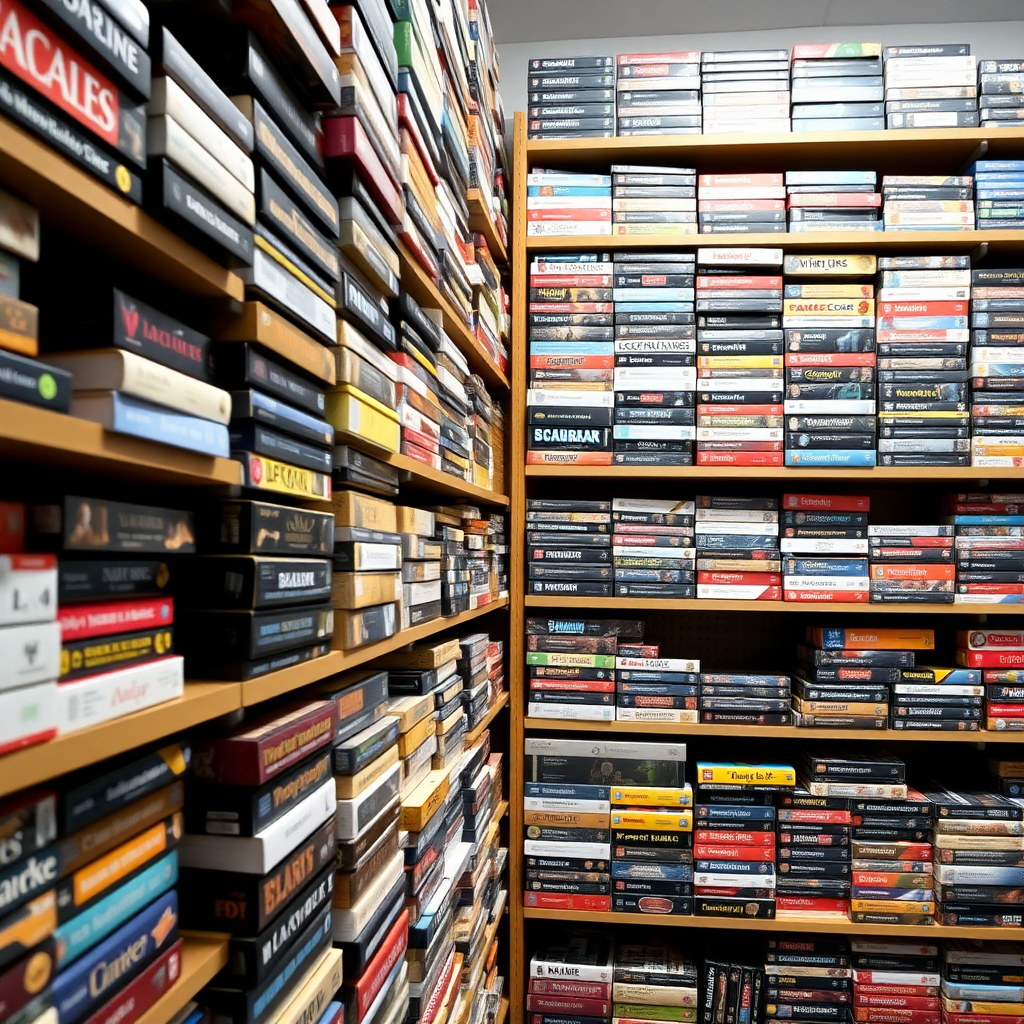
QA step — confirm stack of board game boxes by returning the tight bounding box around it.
[950,493,1024,605]
[0,743,188,1024]
[701,49,792,134]
[979,61,1024,129]
[783,257,878,467]
[884,45,980,129]
[940,943,1024,1022]
[970,257,1024,468]
[957,627,1024,730]
[181,499,334,680]
[783,253,878,467]
[790,43,884,132]
[698,175,787,235]
[613,166,698,236]
[30,496,189,738]
[877,256,972,467]
[616,639,700,724]
[525,499,613,599]
[526,171,612,237]
[527,57,616,139]
[696,247,786,467]
[765,937,853,1024]
[0,191,71,416]
[786,171,882,234]
[699,671,793,727]
[868,524,956,605]
[781,494,871,603]
[613,498,696,599]
[182,698,342,1023]
[882,175,976,232]
[695,494,782,601]
[616,53,703,137]
[523,737,687,915]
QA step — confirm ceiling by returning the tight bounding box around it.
[488,0,1024,45]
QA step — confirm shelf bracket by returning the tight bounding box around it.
[959,140,988,175]
[969,242,989,265]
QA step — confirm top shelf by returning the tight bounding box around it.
[525,126,1024,172]
[0,116,244,302]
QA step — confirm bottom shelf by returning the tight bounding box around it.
[522,906,1021,941]
[136,933,228,1024]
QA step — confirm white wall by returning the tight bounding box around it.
[497,20,1024,125]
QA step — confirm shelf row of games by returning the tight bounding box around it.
[521,731,1024,926]
[527,43,1024,138]
[526,248,1024,469]
[0,489,507,757]
[0,626,509,1024]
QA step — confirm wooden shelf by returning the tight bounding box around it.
[331,597,509,658]
[524,465,1022,481]
[524,718,1024,743]
[496,798,509,821]
[383,452,510,506]
[465,692,510,747]
[467,188,508,264]
[237,651,345,707]
[0,399,243,486]
[524,126,1024,171]
[136,934,229,1024]
[0,116,244,301]
[526,229,1024,253]
[399,243,510,391]
[0,682,240,797]
[497,997,509,1024]
[522,906,1019,941]
[524,595,1022,615]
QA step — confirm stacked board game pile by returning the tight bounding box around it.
[181,499,334,680]
[884,45,980,129]
[700,49,792,135]
[613,165,698,237]
[614,250,698,466]
[0,191,70,415]
[781,493,871,603]
[181,698,343,1022]
[790,43,884,132]
[30,496,190,740]
[526,170,611,237]
[527,56,616,139]
[957,628,1024,730]
[0,743,188,1024]
[950,493,1024,605]
[979,60,1024,128]
[765,938,852,1019]
[990,755,1024,797]
[787,171,882,234]
[970,257,1024,468]
[616,52,703,137]
[783,254,878,466]
[876,256,973,467]
[523,736,688,914]
[698,174,787,235]
[694,761,796,921]
[616,636,700,724]
[695,495,782,601]
[940,943,1024,1024]
[525,499,613,599]
[613,498,696,599]
[699,671,793,727]
[850,940,938,1024]
[868,524,957,605]
[695,247,786,466]
[926,782,1024,929]
[882,174,976,232]
[525,616,644,721]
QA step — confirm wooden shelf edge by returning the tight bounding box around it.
[237,651,346,707]
[496,798,509,821]
[0,682,241,797]
[465,692,510,747]
[384,451,510,506]
[0,400,244,486]
[524,718,1024,743]
[398,243,510,391]
[522,906,1020,940]
[331,597,510,663]
[523,595,1022,615]
[524,465,1019,481]
[135,934,229,1024]
[0,116,244,301]
[497,997,509,1024]
[467,188,509,264]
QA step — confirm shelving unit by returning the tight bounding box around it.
[506,110,1024,1021]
